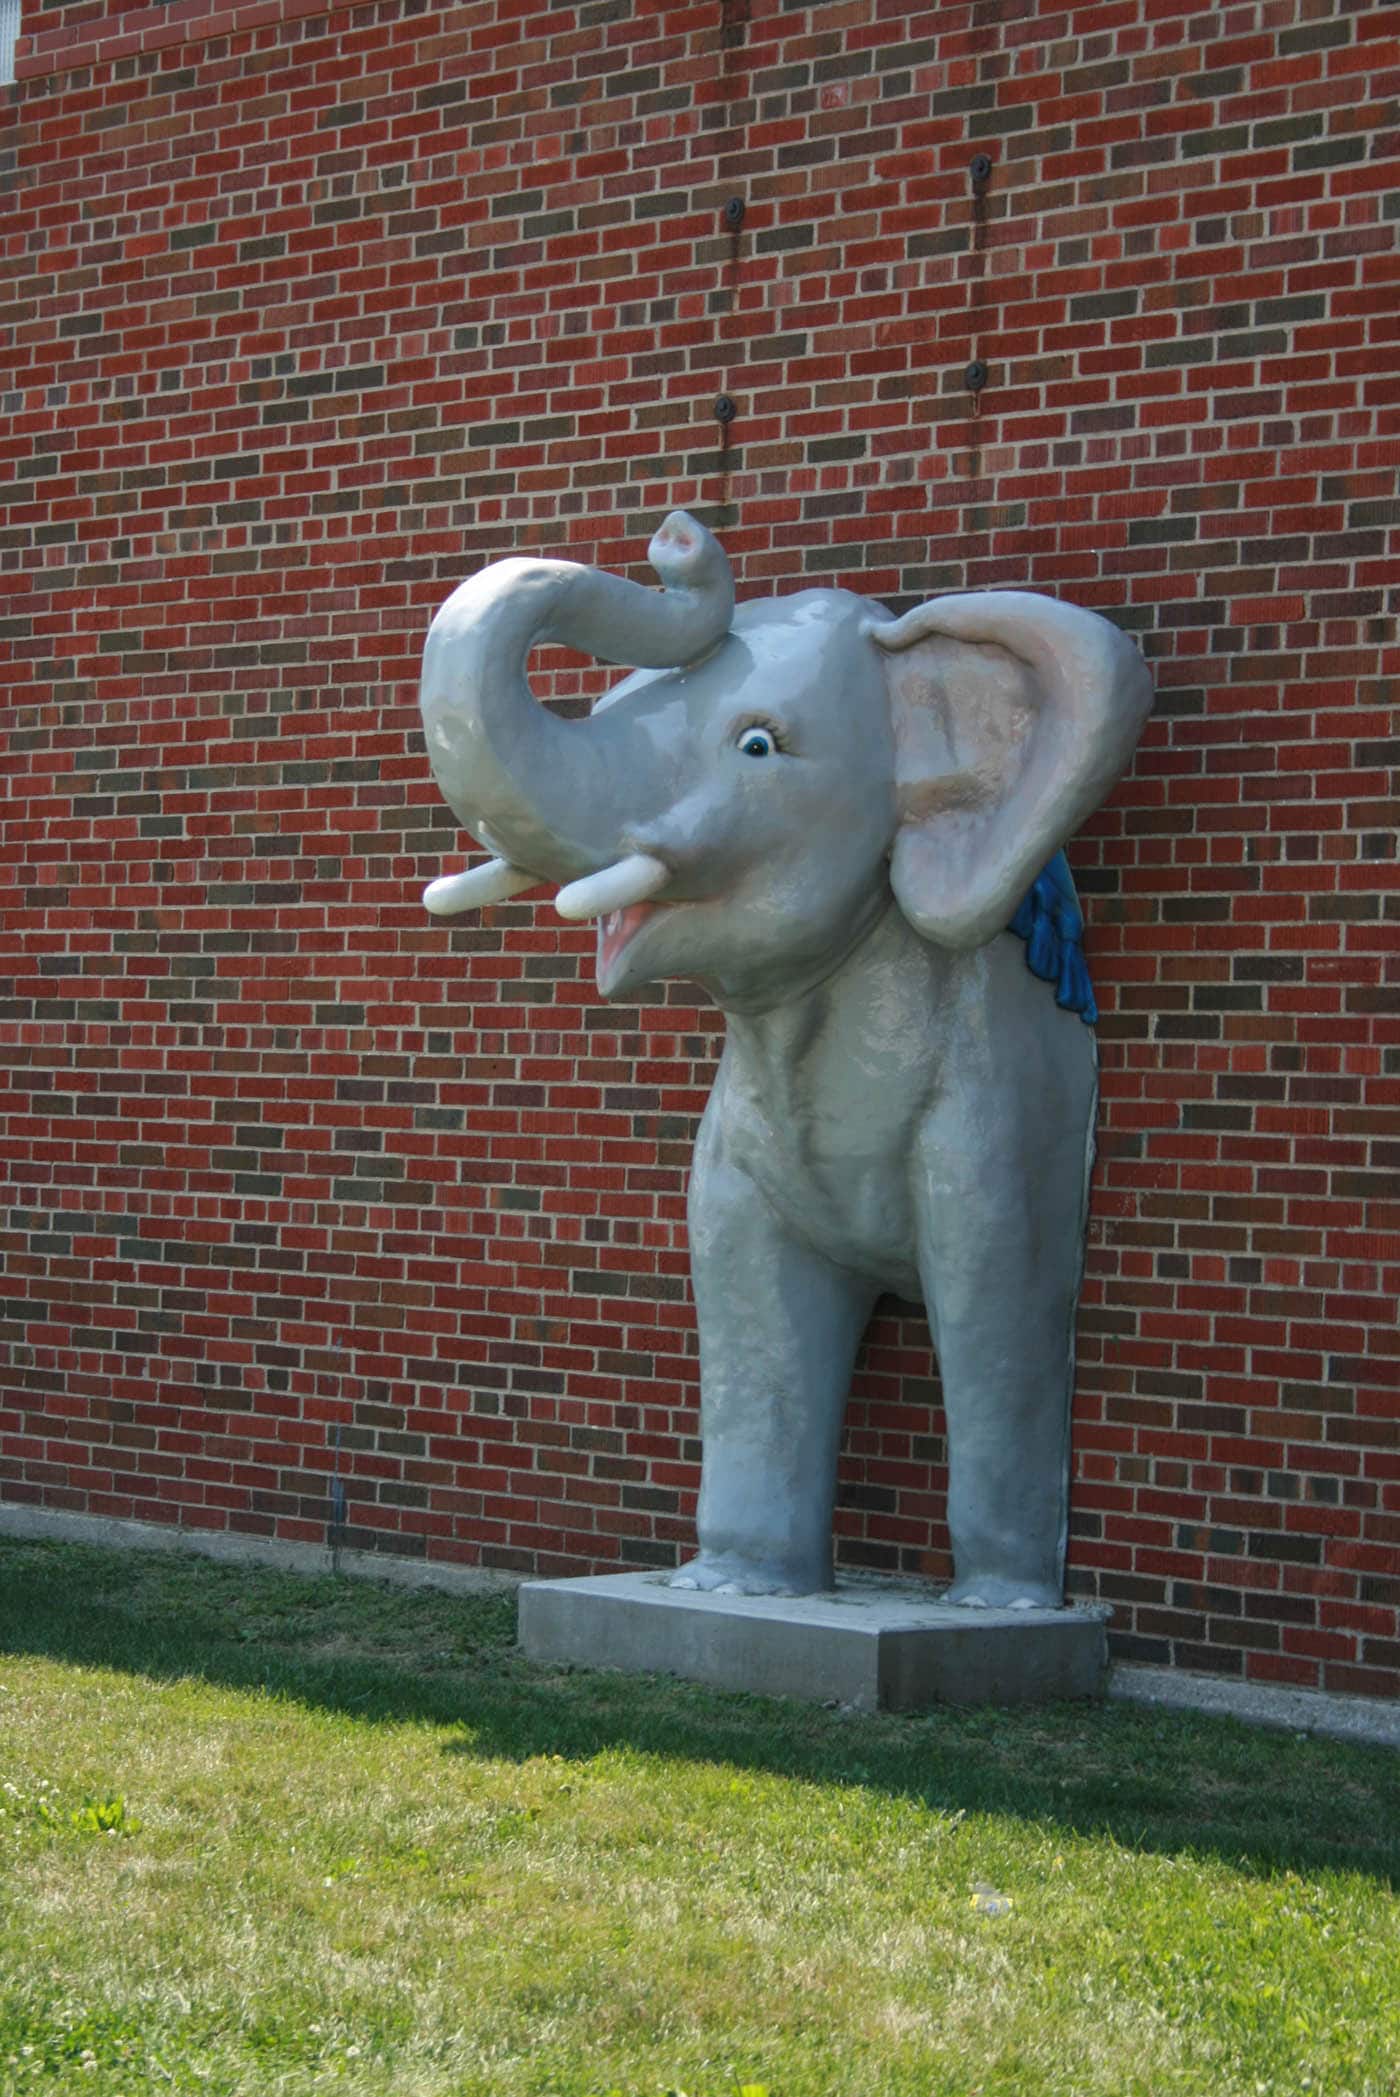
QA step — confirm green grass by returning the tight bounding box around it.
[0,1540,1396,2096]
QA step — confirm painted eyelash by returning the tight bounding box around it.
[731,714,789,753]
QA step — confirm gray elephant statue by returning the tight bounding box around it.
[419,513,1152,1608]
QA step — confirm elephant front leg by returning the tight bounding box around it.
[676,1146,876,1598]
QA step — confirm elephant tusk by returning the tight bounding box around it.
[554,853,669,921]
[422,859,539,916]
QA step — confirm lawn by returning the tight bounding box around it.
[0,1539,1395,2096]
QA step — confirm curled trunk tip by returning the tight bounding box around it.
[419,512,735,882]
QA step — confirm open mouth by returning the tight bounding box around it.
[598,902,660,979]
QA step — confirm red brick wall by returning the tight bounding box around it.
[2,0,1397,1696]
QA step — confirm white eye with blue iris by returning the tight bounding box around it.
[738,727,777,758]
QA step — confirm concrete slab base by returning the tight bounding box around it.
[518,1572,1109,1711]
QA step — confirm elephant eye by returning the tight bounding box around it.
[737,726,778,758]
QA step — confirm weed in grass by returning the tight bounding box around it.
[621,2087,769,2096]
[2,1779,140,1838]
[44,1794,142,1838]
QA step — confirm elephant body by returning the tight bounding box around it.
[689,897,1096,1603]
[418,517,1151,1607]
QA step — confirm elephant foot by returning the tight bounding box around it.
[670,1551,828,1599]
[947,1576,1064,1612]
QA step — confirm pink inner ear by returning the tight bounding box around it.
[890,816,1024,953]
[887,634,1035,788]
[883,633,1048,950]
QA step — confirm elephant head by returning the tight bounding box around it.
[419,512,1151,1011]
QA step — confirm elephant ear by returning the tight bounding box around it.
[870,590,1152,952]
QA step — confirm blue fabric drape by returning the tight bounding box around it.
[1007,851,1098,1024]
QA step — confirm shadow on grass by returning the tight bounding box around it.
[2,1536,1397,1890]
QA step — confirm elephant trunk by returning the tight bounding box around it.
[420,512,734,891]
